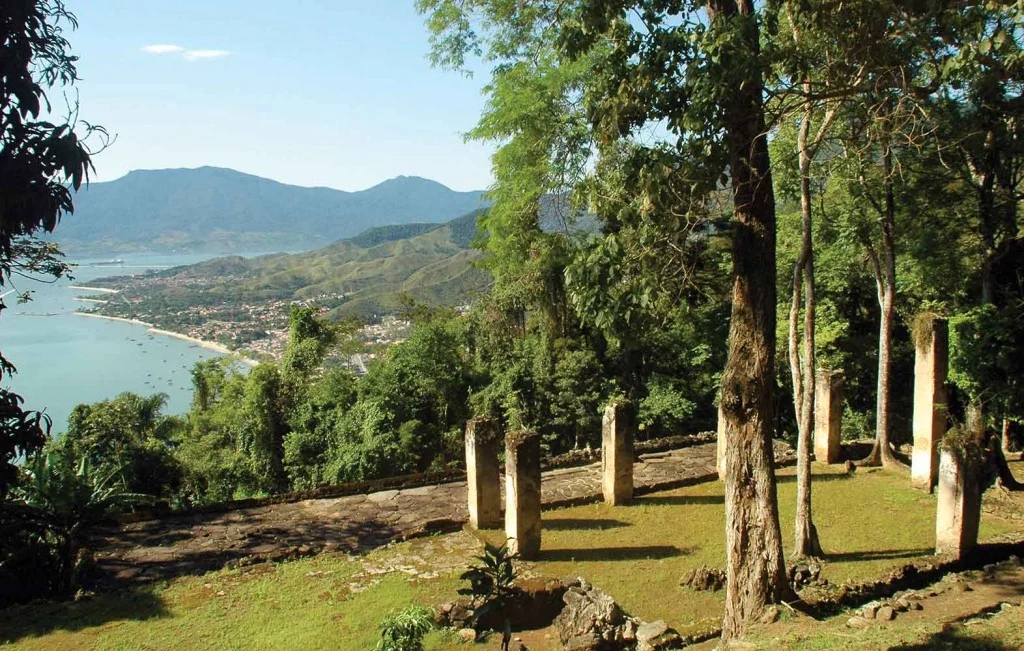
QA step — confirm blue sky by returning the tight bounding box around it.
[63,1,494,191]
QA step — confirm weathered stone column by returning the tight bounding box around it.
[912,317,948,491]
[602,401,635,505]
[717,403,727,480]
[505,430,541,559]
[935,449,981,559]
[813,369,844,464]
[465,417,501,529]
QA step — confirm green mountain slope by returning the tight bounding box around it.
[98,211,490,322]
[56,167,488,255]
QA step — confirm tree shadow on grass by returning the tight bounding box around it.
[887,627,1017,650]
[0,588,168,644]
[636,494,724,506]
[775,472,857,483]
[539,545,687,562]
[823,547,934,563]
[543,518,631,531]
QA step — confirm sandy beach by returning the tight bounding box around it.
[69,285,120,294]
[74,297,108,304]
[75,312,152,326]
[148,328,259,366]
[73,312,258,367]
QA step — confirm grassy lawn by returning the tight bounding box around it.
[1,463,1017,650]
[478,463,1015,637]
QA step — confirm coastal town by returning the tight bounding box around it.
[74,276,413,372]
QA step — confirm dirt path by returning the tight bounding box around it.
[90,442,793,590]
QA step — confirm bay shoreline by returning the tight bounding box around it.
[74,312,258,367]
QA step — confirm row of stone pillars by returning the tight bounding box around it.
[715,318,950,489]
[464,403,636,559]
[714,316,978,559]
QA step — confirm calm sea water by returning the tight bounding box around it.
[0,252,271,435]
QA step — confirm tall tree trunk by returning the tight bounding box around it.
[858,144,905,469]
[793,92,822,557]
[709,0,790,641]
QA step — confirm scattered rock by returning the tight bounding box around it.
[787,558,825,590]
[564,633,600,651]
[457,628,476,643]
[1009,555,1022,566]
[910,602,923,611]
[895,597,911,611]
[636,620,668,641]
[554,582,624,646]
[680,565,726,592]
[860,604,879,619]
[847,616,871,629]
[876,606,895,621]
[636,619,682,651]
[759,605,780,624]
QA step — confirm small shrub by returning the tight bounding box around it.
[375,605,434,651]
[459,541,520,649]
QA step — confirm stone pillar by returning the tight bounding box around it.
[505,430,541,559]
[602,402,635,505]
[465,417,501,529]
[912,318,948,491]
[717,403,727,480]
[813,370,845,464]
[935,449,981,559]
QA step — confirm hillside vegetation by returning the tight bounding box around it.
[93,210,489,323]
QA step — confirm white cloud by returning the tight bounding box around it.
[141,44,185,54]
[182,49,232,61]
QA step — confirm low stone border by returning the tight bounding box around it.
[109,432,719,524]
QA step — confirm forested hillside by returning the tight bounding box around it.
[91,211,489,333]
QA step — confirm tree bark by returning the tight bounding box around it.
[857,143,906,470]
[709,0,790,641]
[793,91,822,557]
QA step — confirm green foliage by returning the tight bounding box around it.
[0,0,106,498]
[375,605,435,651]
[639,375,697,437]
[11,449,149,595]
[950,305,1024,423]
[59,392,183,501]
[458,541,520,630]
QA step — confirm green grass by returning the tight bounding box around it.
[1,464,1017,649]
[0,550,462,651]
[476,463,1014,637]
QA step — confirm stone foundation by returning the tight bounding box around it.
[912,318,948,491]
[506,430,542,559]
[814,369,844,464]
[602,402,635,505]
[465,417,501,529]
[935,449,980,560]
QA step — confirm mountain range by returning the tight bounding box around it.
[54,167,489,255]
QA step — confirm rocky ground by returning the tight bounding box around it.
[90,441,794,590]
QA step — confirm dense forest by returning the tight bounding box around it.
[2,0,1023,640]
